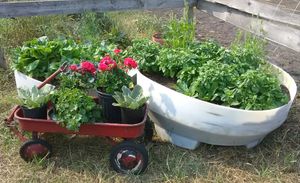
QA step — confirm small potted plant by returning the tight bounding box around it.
[96,49,138,122]
[152,32,164,45]
[18,85,54,119]
[51,88,102,131]
[112,85,149,124]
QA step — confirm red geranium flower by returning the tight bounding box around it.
[99,56,117,70]
[124,57,138,69]
[69,64,78,71]
[81,61,96,74]
[98,63,109,71]
[114,49,122,55]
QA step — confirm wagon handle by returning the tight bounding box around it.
[37,62,68,89]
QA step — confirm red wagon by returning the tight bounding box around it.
[5,64,153,175]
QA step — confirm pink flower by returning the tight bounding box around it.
[98,63,109,71]
[99,56,117,70]
[81,61,96,74]
[69,64,78,71]
[124,57,138,69]
[114,49,122,55]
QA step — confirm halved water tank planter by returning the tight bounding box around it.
[14,70,53,94]
[134,65,297,150]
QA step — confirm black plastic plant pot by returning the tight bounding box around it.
[97,90,122,123]
[121,105,146,124]
[21,104,47,119]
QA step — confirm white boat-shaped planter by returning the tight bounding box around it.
[134,65,297,150]
[14,70,53,95]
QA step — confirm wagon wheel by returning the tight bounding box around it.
[143,118,154,143]
[110,141,148,174]
[19,139,52,162]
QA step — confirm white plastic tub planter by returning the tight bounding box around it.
[134,65,297,150]
[14,70,53,95]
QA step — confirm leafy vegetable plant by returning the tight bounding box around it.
[18,85,54,109]
[12,36,115,80]
[127,39,160,73]
[112,85,149,110]
[129,32,289,110]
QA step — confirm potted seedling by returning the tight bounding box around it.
[112,85,149,124]
[18,85,54,119]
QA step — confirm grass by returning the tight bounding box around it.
[0,10,300,183]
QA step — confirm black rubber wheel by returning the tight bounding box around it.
[110,141,148,174]
[144,118,154,143]
[19,139,52,162]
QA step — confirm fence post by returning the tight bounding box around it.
[187,3,194,23]
[0,48,6,69]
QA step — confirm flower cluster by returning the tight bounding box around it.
[61,48,138,94]
[69,61,97,75]
[98,49,138,72]
[96,49,138,94]
[98,56,117,71]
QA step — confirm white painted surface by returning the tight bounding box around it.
[14,70,53,95]
[135,65,297,149]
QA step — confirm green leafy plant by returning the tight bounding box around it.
[163,6,195,49]
[112,85,149,110]
[18,85,54,109]
[52,88,102,131]
[59,61,96,90]
[127,39,160,73]
[129,32,289,110]
[12,36,115,80]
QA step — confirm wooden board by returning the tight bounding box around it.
[206,0,300,27]
[197,1,300,52]
[0,48,7,69]
[0,0,196,18]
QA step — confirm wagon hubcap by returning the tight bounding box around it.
[24,144,48,159]
[116,150,142,171]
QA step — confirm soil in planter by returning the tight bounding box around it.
[21,104,47,119]
[142,72,177,90]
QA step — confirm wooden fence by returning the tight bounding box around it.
[0,0,299,53]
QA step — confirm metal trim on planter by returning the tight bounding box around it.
[134,64,297,150]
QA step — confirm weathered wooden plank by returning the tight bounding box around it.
[0,48,7,69]
[197,1,300,52]
[206,0,300,27]
[0,0,196,18]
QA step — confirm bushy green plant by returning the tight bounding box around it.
[52,88,102,131]
[96,68,132,94]
[18,85,54,109]
[112,85,149,110]
[127,39,160,73]
[130,32,289,110]
[12,36,116,80]
[59,61,96,90]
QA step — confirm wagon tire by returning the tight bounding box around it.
[19,139,52,162]
[110,141,148,174]
[144,118,154,143]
